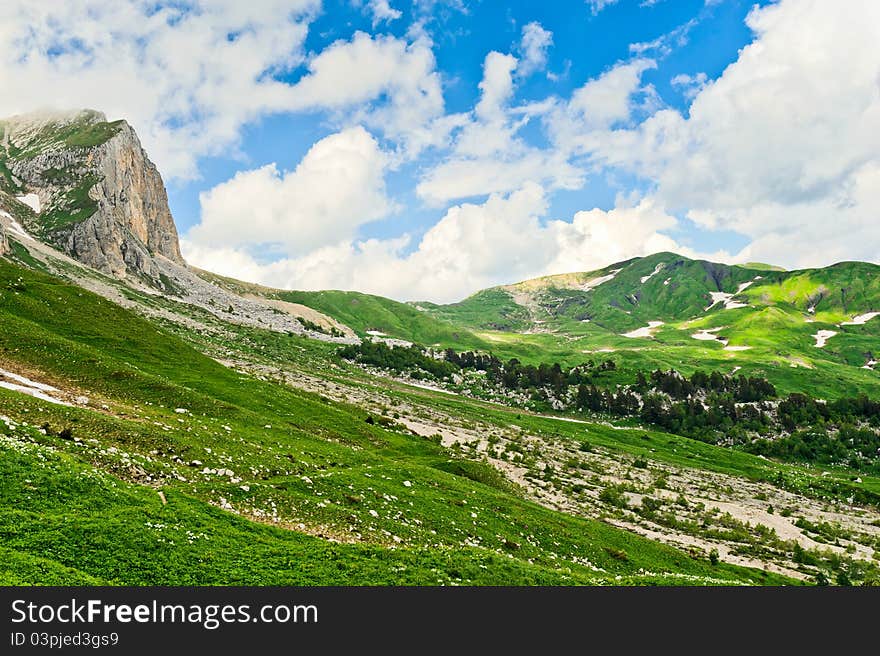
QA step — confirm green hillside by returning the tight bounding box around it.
[276,289,488,349]
[1,258,788,585]
[400,252,880,399]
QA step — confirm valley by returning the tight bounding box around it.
[2,110,879,586]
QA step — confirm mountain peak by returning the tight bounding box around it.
[0,108,183,281]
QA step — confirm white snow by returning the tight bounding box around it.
[15,193,41,214]
[0,368,69,406]
[365,330,387,337]
[731,366,742,374]
[663,278,670,286]
[690,327,728,345]
[736,281,754,294]
[0,381,69,405]
[0,368,59,392]
[724,345,752,351]
[812,330,837,348]
[2,216,35,242]
[581,268,621,292]
[622,321,664,339]
[405,381,457,395]
[706,291,749,311]
[640,263,665,284]
[862,360,876,370]
[841,312,880,326]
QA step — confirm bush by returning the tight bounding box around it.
[599,485,628,508]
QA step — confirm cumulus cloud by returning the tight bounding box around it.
[185,183,697,302]
[0,0,319,179]
[417,48,588,204]
[283,31,446,158]
[186,127,393,256]
[564,58,657,130]
[0,4,446,177]
[586,0,880,268]
[670,72,707,99]
[517,22,553,78]
[364,0,402,26]
[475,52,519,121]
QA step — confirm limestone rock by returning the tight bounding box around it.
[1,109,183,282]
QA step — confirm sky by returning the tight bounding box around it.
[1,0,879,303]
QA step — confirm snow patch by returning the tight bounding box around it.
[581,268,622,292]
[0,211,34,242]
[841,312,879,326]
[640,262,665,284]
[405,381,457,396]
[622,321,664,339]
[736,281,754,294]
[864,360,877,370]
[0,368,70,406]
[812,330,837,348]
[663,278,670,286]
[15,193,41,214]
[365,330,387,337]
[706,291,748,311]
[724,345,752,352]
[690,327,728,346]
[0,368,59,392]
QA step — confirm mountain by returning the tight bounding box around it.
[0,109,182,282]
[2,110,880,587]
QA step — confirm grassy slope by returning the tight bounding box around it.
[0,258,784,585]
[276,289,488,349]
[406,253,880,399]
[191,252,879,400]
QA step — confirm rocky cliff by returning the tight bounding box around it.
[0,109,183,281]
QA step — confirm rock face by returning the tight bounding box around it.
[1,110,183,281]
[0,224,8,256]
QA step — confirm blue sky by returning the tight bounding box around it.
[2,0,879,301]
[168,0,766,241]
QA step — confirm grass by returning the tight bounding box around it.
[0,258,792,586]
[276,289,488,349]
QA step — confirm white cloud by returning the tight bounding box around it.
[364,0,402,26]
[0,1,320,179]
[185,183,698,302]
[475,52,518,121]
[416,48,588,204]
[587,1,620,16]
[285,31,445,159]
[0,4,447,177]
[545,58,658,155]
[517,22,553,78]
[543,198,685,276]
[670,72,707,99]
[587,0,880,268]
[567,58,657,129]
[186,127,392,256]
[416,151,583,205]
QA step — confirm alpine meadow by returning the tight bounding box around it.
[2,0,880,590]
